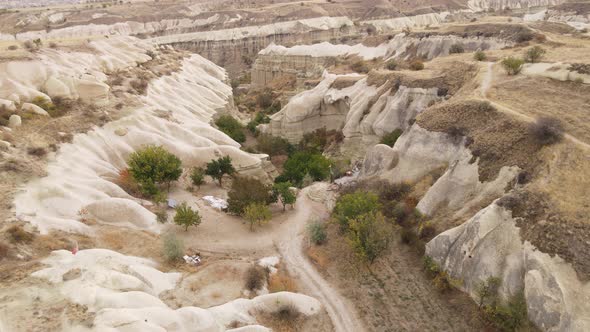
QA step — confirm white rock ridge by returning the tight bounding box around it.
[27,249,322,331]
[12,37,272,235]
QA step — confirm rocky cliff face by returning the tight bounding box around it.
[468,0,565,11]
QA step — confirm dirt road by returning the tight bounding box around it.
[276,188,366,332]
[169,185,365,332]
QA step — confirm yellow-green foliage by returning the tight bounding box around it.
[347,212,392,264]
[31,96,63,117]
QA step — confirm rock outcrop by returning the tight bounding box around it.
[426,203,590,332]
[468,0,565,11]
[12,37,274,235]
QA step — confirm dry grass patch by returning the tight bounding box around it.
[417,100,543,182]
[268,266,297,293]
[7,225,35,243]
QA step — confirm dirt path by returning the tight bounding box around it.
[276,189,366,332]
[168,185,365,332]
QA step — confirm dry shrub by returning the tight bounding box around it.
[272,304,301,322]
[27,146,47,157]
[117,168,141,196]
[0,242,9,260]
[528,116,563,146]
[268,270,297,293]
[409,59,425,71]
[130,78,149,94]
[7,225,35,243]
[245,265,267,292]
[306,246,328,269]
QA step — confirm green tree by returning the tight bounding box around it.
[333,191,381,232]
[347,212,392,264]
[501,57,524,75]
[190,167,205,189]
[475,276,502,308]
[273,182,296,211]
[174,202,201,231]
[227,176,275,214]
[215,115,246,143]
[205,156,236,186]
[243,202,272,231]
[278,151,331,187]
[128,145,182,197]
[524,46,545,63]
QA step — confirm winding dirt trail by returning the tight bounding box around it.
[478,62,590,151]
[170,185,365,332]
[276,188,366,332]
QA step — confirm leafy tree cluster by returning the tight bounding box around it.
[331,190,393,264]
[227,176,275,215]
[215,115,246,143]
[128,145,182,197]
[275,151,331,187]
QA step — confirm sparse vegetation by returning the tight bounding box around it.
[298,128,343,153]
[227,177,274,215]
[501,57,524,75]
[380,129,402,147]
[256,134,294,156]
[409,59,425,71]
[423,256,456,292]
[31,96,63,117]
[128,145,182,197]
[190,167,205,189]
[130,78,149,94]
[350,60,369,74]
[215,115,246,143]
[475,276,502,308]
[307,220,327,245]
[162,233,184,262]
[524,46,546,63]
[271,303,301,322]
[474,50,487,61]
[205,156,236,186]
[173,202,201,231]
[385,59,397,70]
[245,265,267,291]
[449,43,465,54]
[528,116,563,145]
[7,225,35,243]
[243,202,272,231]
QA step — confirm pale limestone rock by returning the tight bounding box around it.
[114,128,128,136]
[21,102,49,116]
[84,198,159,233]
[8,114,21,128]
[0,99,16,112]
[45,76,71,98]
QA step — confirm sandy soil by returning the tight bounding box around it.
[165,183,364,332]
